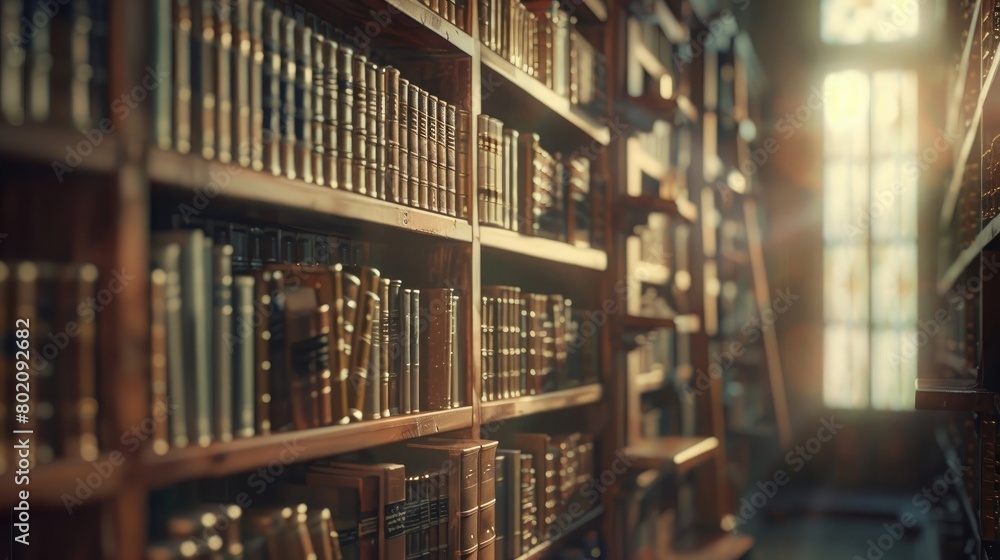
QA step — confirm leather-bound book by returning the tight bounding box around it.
[172,0,192,152]
[338,44,355,191]
[279,15,297,180]
[294,20,314,183]
[445,104,458,217]
[149,268,170,454]
[352,54,369,195]
[348,290,380,422]
[232,275,256,438]
[262,7,283,175]
[398,77,412,206]
[320,36,339,188]
[213,245,234,442]
[216,0,233,163]
[386,68,402,203]
[380,278,391,418]
[410,289,421,413]
[309,25,326,186]
[408,83,421,206]
[401,288,413,414]
[456,110,470,218]
[419,288,454,411]
[304,471,381,560]
[430,439,499,560]
[320,462,408,560]
[248,0,264,170]
[437,98,449,214]
[388,280,403,415]
[194,0,217,159]
[232,0,251,167]
[152,244,187,447]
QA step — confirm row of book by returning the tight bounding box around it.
[414,0,469,30]
[624,9,682,99]
[150,226,462,450]
[0,0,108,128]
[480,286,599,402]
[479,0,607,118]
[147,433,596,559]
[153,0,468,217]
[476,114,596,247]
[0,260,100,469]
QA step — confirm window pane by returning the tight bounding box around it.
[825,244,870,324]
[822,0,919,44]
[871,328,916,410]
[824,325,870,408]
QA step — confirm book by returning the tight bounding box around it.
[152,0,172,148]
[429,439,499,560]
[150,268,169,455]
[233,0,251,167]
[295,19,314,183]
[194,0,217,159]
[316,35,335,187]
[379,278,391,418]
[217,0,233,163]
[446,104,458,217]
[388,280,402,415]
[262,6,282,175]
[352,54,368,195]
[427,94,440,213]
[280,15,298,180]
[366,61,380,198]
[408,83,421,206]
[374,64,388,200]
[232,275,256,438]
[387,68,402,204]
[305,471,381,560]
[329,264,352,425]
[338,43,355,192]
[401,288,412,414]
[457,110,470,218]
[437,98,449,214]
[151,244,187,447]
[497,449,522,557]
[320,462,407,560]
[249,0,265,170]
[172,0,192,152]
[410,289,421,413]
[420,288,455,411]
[213,245,235,442]
[348,289,379,422]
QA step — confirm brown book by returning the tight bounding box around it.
[410,289,421,413]
[307,508,337,560]
[309,23,325,186]
[352,54,369,195]
[420,288,454,411]
[430,439,499,560]
[252,269,279,434]
[379,278,391,418]
[398,77,411,206]
[510,433,552,538]
[338,45,355,191]
[244,507,294,560]
[404,441,482,559]
[366,61,380,198]
[477,114,490,225]
[305,471,381,560]
[418,89,431,210]
[446,105,458,217]
[408,84,422,206]
[437,99,449,214]
[295,21,314,183]
[450,293,461,408]
[427,94,440,213]
[216,2,233,163]
[328,264,352,425]
[278,483,361,560]
[375,65,389,200]
[401,288,413,414]
[367,296,382,420]
[321,462,408,560]
[479,293,490,402]
[172,0,193,153]
[318,35,337,188]
[457,110,470,218]
[386,69,402,204]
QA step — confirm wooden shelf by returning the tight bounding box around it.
[480,227,608,271]
[914,379,998,412]
[1,454,125,508]
[0,123,118,174]
[515,505,605,560]
[618,195,699,225]
[384,0,476,54]
[937,213,1000,295]
[618,94,699,129]
[940,35,1000,229]
[480,48,611,146]
[623,436,720,475]
[673,532,755,560]
[149,149,474,242]
[624,314,701,333]
[480,384,604,423]
[141,407,473,489]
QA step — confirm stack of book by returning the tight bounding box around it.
[0,0,109,128]
[153,0,468,217]
[0,260,101,469]
[477,114,595,246]
[150,224,462,451]
[479,0,607,118]
[480,286,599,401]
[496,432,597,557]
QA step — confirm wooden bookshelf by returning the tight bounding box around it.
[149,149,475,242]
[624,313,702,332]
[937,213,1000,295]
[617,194,700,224]
[480,385,604,423]
[384,0,477,54]
[0,123,119,174]
[480,48,611,145]
[141,407,474,489]
[623,436,720,475]
[480,227,608,270]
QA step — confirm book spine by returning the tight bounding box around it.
[408,84,421,206]
[402,288,412,414]
[346,279,373,422]
[217,2,233,163]
[233,0,251,166]
[153,245,187,447]
[262,8,282,175]
[387,68,402,204]
[427,94,440,213]
[406,476,420,560]
[368,296,382,420]
[254,270,273,434]
[213,245,234,442]
[457,110,470,218]
[280,15,297,179]
[446,105,457,217]
[437,99,449,214]
[150,268,169,454]
[152,0,172,148]
[248,0,264,170]
[295,21,313,183]
[450,294,460,408]
[195,234,213,446]
[197,0,217,159]
[380,278,391,418]
[331,265,353,425]
[310,28,325,185]
[480,295,489,403]
[376,67,389,201]
[410,289,421,413]
[352,55,368,195]
[338,45,355,191]
[233,275,256,438]
[388,280,402,415]
[420,288,453,411]
[321,37,338,188]
[477,114,489,224]
[366,62,380,198]
[172,0,192,153]
[419,90,431,210]
[421,473,432,559]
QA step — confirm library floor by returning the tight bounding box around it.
[752,496,941,560]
